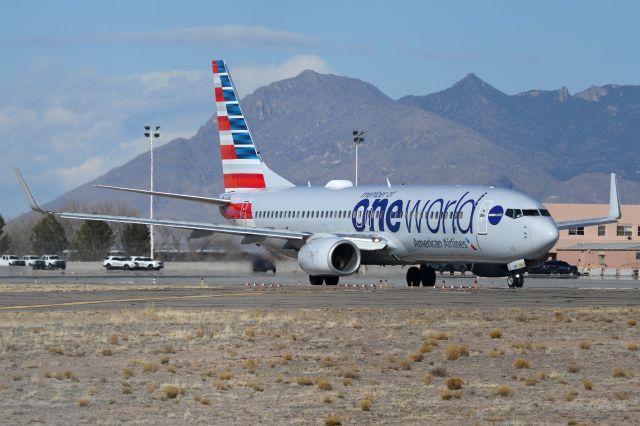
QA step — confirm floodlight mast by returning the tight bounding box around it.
[144,126,160,258]
[352,130,365,186]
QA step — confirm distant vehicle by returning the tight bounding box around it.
[42,255,66,270]
[252,257,276,273]
[527,260,578,275]
[0,255,26,266]
[23,255,46,270]
[130,256,164,271]
[103,256,137,270]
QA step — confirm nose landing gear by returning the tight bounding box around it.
[507,274,524,288]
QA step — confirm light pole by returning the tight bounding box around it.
[352,130,365,186]
[144,125,160,258]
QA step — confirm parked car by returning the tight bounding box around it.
[527,260,578,275]
[252,257,276,273]
[103,256,136,270]
[130,256,164,270]
[0,255,26,266]
[41,255,66,270]
[23,255,46,270]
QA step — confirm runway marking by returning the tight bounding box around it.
[0,291,264,311]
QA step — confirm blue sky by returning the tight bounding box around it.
[1,0,639,218]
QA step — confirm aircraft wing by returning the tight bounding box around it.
[94,184,231,206]
[555,173,621,230]
[15,168,307,241]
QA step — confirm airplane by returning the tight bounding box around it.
[16,59,622,288]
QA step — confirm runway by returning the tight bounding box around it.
[0,274,639,312]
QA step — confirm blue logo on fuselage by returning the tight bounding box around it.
[351,192,478,235]
[488,205,504,225]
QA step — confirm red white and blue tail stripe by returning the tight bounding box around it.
[212,59,294,193]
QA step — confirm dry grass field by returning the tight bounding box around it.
[1,305,639,425]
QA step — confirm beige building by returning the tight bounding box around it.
[545,203,640,269]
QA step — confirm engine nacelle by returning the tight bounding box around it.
[298,237,361,276]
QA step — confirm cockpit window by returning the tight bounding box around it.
[539,209,551,217]
[505,209,523,219]
[522,209,540,216]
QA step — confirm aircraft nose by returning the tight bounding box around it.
[531,219,559,251]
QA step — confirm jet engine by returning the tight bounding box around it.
[298,237,361,276]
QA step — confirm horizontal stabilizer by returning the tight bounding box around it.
[94,185,231,206]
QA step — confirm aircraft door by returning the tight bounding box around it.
[477,200,494,235]
[239,201,251,226]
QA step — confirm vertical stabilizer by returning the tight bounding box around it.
[211,60,294,192]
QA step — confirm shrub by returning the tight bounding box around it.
[122,368,134,379]
[488,349,504,358]
[121,383,132,394]
[420,342,434,353]
[316,378,332,391]
[11,372,22,381]
[359,396,373,411]
[445,377,464,390]
[441,389,462,400]
[513,358,531,369]
[77,398,90,407]
[628,319,637,327]
[242,358,258,373]
[45,345,64,355]
[445,344,469,361]
[218,371,234,381]
[579,341,591,350]
[342,378,352,386]
[409,351,424,363]
[161,385,183,399]
[583,379,593,390]
[567,363,581,373]
[494,384,514,396]
[489,328,503,339]
[422,374,433,385]
[143,362,160,373]
[613,367,631,378]
[246,381,264,392]
[162,344,175,354]
[109,334,119,345]
[100,348,113,356]
[525,371,545,386]
[431,366,447,377]
[627,343,638,351]
[296,376,313,386]
[159,355,170,364]
[324,415,342,426]
[427,331,449,341]
[399,358,412,370]
[195,327,206,338]
[564,390,579,402]
[511,341,532,351]
[322,395,333,404]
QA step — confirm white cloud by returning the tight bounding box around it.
[232,55,332,96]
[1,25,316,48]
[0,54,331,217]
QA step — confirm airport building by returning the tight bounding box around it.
[545,203,640,269]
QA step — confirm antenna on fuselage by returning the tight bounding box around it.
[386,178,391,188]
[307,181,311,187]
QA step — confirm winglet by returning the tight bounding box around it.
[14,167,49,214]
[609,173,621,220]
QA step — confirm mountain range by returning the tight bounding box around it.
[43,70,640,222]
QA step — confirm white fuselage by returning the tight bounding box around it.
[223,184,559,266]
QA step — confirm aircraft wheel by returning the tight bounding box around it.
[515,274,524,288]
[406,266,421,287]
[324,276,339,286]
[309,275,324,286]
[419,264,436,287]
[507,276,516,288]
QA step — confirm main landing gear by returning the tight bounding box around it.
[309,275,339,286]
[406,264,437,287]
[507,274,524,288]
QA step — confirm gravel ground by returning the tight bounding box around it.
[1,306,639,425]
